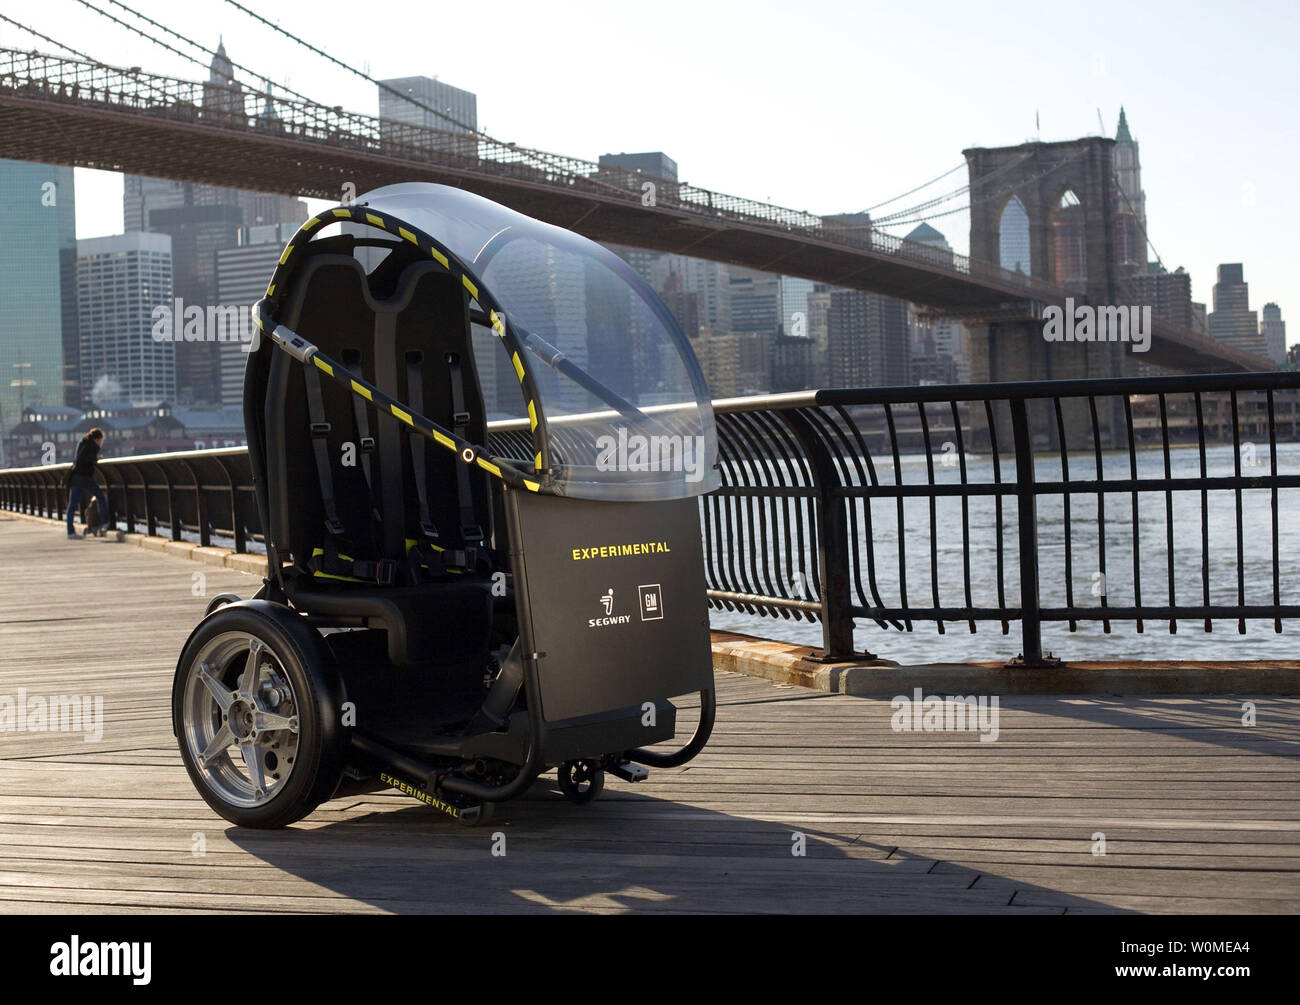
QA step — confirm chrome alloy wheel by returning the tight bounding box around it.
[181,632,301,808]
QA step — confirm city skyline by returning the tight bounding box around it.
[7,0,1288,319]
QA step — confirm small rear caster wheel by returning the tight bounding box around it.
[558,759,604,805]
[205,593,242,617]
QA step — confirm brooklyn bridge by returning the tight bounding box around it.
[0,38,1272,382]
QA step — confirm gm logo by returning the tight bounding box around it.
[639,584,663,621]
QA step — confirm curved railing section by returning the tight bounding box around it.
[4,372,1299,665]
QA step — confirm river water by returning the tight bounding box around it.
[708,442,1300,663]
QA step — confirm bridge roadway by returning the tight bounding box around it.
[0,516,1297,914]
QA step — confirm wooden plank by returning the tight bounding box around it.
[1,515,1298,914]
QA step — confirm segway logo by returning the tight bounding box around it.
[589,588,632,628]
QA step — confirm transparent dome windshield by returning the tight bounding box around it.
[353,183,719,500]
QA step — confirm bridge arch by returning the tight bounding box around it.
[1048,187,1086,288]
[997,195,1032,276]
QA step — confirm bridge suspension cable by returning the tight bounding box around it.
[221,0,482,138]
[69,0,244,89]
[870,150,1042,227]
[0,12,97,61]
[217,0,643,201]
[838,150,1042,235]
[80,0,326,108]
[857,161,965,214]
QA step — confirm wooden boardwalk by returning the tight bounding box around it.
[1,515,1298,914]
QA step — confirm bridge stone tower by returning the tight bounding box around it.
[963,137,1127,445]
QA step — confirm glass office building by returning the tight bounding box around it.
[0,159,78,437]
[76,233,175,405]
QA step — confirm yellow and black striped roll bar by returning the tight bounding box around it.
[254,202,549,493]
[252,298,541,493]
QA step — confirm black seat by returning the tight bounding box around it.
[255,246,499,667]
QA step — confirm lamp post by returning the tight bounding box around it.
[7,359,37,469]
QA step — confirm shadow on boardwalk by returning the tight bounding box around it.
[226,777,1123,914]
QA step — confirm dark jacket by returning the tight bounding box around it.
[67,436,101,490]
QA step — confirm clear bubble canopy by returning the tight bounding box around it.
[348,183,719,501]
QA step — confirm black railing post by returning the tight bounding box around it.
[1007,398,1059,668]
[783,409,865,662]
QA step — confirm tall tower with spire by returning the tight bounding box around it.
[202,37,244,123]
[123,39,307,406]
[1112,107,1146,273]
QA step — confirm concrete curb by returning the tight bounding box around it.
[3,511,267,580]
[710,630,1300,696]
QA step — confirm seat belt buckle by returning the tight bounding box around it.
[375,559,397,586]
[452,411,470,427]
[310,421,331,436]
[443,548,476,571]
[419,522,440,540]
[359,436,375,451]
[461,524,484,544]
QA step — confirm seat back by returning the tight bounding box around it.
[258,249,494,582]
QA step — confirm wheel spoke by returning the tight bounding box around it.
[238,637,264,695]
[200,723,235,765]
[240,739,267,796]
[252,708,298,734]
[196,662,234,712]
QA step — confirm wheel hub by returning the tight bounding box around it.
[181,632,302,810]
[228,699,256,740]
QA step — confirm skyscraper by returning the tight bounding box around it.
[77,233,175,405]
[826,290,912,388]
[1208,264,1266,357]
[0,159,78,446]
[688,328,770,397]
[779,276,815,337]
[650,255,732,333]
[1130,264,1195,331]
[378,75,477,157]
[147,202,245,405]
[123,43,308,406]
[201,38,245,126]
[728,268,781,336]
[904,222,956,268]
[215,223,302,406]
[598,152,679,181]
[1260,303,1287,367]
[1112,107,1146,274]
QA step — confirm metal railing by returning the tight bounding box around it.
[0,446,259,553]
[3,373,1298,664]
[704,373,1300,663]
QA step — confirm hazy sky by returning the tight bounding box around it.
[6,0,1296,319]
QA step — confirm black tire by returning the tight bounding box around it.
[558,760,604,805]
[173,605,346,829]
